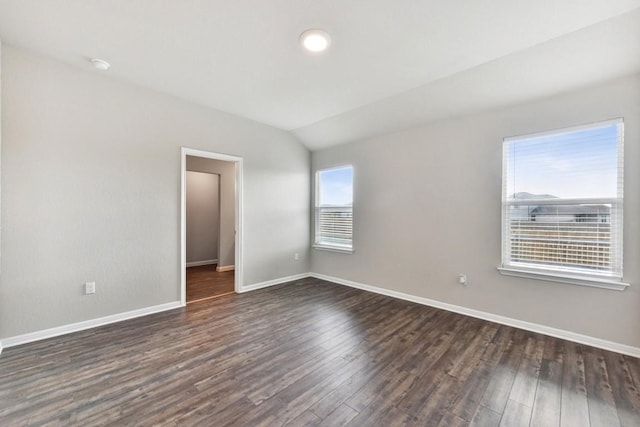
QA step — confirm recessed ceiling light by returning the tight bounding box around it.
[91,58,110,71]
[299,29,331,53]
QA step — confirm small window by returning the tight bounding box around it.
[314,166,353,252]
[499,119,626,290]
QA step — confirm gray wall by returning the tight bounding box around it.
[185,171,219,264]
[0,42,2,284]
[186,156,236,267]
[311,74,640,349]
[0,45,310,339]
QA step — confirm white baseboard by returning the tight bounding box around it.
[0,272,306,351]
[186,259,218,268]
[240,272,311,293]
[4,273,637,359]
[1,301,182,350]
[309,272,640,358]
[216,264,235,272]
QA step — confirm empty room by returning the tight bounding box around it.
[0,1,639,426]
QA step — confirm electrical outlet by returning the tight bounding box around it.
[294,253,299,261]
[458,274,467,285]
[85,282,96,295]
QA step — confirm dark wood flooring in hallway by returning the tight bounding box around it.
[1,277,639,426]
[186,264,234,303]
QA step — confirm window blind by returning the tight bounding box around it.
[316,207,353,247]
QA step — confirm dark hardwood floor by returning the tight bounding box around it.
[186,264,234,303]
[1,278,639,426]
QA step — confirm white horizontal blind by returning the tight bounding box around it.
[502,119,624,279]
[316,207,353,247]
[315,166,353,250]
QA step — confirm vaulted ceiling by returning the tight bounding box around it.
[1,1,639,150]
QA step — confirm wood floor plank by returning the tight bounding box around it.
[508,333,545,407]
[469,405,502,427]
[499,399,532,427]
[245,331,365,405]
[0,278,638,426]
[312,310,452,418]
[447,322,499,381]
[317,403,359,426]
[285,409,322,427]
[449,360,496,422]
[560,341,590,427]
[530,338,564,426]
[603,349,640,426]
[479,328,527,415]
[304,306,435,420]
[395,315,479,416]
[530,359,563,426]
[227,342,372,425]
[626,355,640,393]
[345,395,415,427]
[584,346,622,426]
[186,264,234,302]
[344,366,414,414]
[437,411,469,427]
[448,326,515,422]
[412,373,462,425]
[307,351,396,419]
[175,396,256,427]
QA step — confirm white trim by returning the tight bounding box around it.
[501,118,625,286]
[181,150,187,305]
[186,259,218,268]
[497,266,629,291]
[312,244,354,254]
[182,147,244,163]
[506,197,618,206]
[181,147,244,305]
[216,264,235,272]
[504,117,623,142]
[313,164,354,252]
[238,273,310,293]
[235,155,244,294]
[1,301,182,349]
[3,273,638,359]
[308,272,640,358]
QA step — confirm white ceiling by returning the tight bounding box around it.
[1,1,639,150]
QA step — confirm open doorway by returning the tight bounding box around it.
[180,148,243,305]
[185,171,233,302]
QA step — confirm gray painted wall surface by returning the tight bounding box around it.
[0,42,2,284]
[186,157,235,267]
[0,45,310,339]
[186,171,219,264]
[311,74,640,348]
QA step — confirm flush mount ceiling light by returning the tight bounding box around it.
[299,29,331,53]
[91,58,110,71]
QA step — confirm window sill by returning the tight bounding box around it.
[497,266,629,291]
[312,244,354,254]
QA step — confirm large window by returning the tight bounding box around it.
[500,119,626,290]
[314,166,353,252]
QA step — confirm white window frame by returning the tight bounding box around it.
[498,119,629,291]
[313,165,354,253]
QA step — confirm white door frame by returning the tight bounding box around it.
[180,147,243,305]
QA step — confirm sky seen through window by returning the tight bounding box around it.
[506,123,619,200]
[318,166,353,206]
